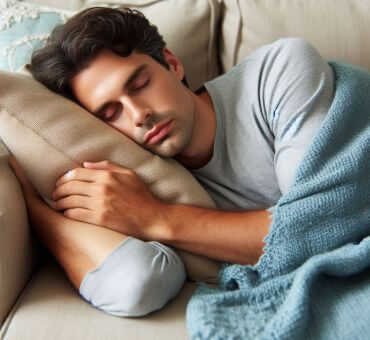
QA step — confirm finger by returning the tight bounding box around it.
[56,167,107,186]
[83,160,130,174]
[52,180,98,200]
[54,195,94,211]
[63,207,98,226]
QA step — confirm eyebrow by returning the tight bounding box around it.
[92,64,148,117]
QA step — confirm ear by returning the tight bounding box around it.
[163,48,185,81]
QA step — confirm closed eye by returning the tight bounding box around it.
[102,103,122,122]
[130,74,150,93]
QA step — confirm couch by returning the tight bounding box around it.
[0,0,369,339]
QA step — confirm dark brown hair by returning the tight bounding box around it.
[27,7,188,101]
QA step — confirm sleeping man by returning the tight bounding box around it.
[9,7,334,317]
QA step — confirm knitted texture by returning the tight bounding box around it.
[186,61,370,339]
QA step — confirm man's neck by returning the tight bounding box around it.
[175,88,216,170]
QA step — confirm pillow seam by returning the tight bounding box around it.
[0,107,80,165]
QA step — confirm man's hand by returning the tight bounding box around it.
[52,160,168,240]
[10,157,270,264]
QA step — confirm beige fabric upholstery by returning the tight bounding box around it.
[0,70,221,283]
[0,140,37,325]
[23,0,221,90]
[0,258,195,340]
[220,0,370,72]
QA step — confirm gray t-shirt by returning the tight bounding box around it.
[192,38,334,211]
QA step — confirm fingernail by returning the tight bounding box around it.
[65,170,73,179]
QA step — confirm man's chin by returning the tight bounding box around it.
[154,148,179,158]
[142,143,177,158]
[144,136,189,158]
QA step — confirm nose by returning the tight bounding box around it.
[124,98,152,128]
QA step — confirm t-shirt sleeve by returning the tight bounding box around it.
[263,37,334,194]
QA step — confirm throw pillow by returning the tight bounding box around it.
[0,70,221,283]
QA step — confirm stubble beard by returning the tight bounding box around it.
[142,90,196,158]
[163,91,196,158]
[146,114,194,158]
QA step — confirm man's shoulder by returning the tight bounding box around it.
[239,37,321,68]
[235,37,331,94]
[269,37,324,66]
[271,37,315,51]
[217,37,322,83]
[201,37,331,115]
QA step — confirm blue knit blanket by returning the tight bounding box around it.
[186,61,370,339]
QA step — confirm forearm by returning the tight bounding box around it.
[157,204,271,265]
[17,186,127,289]
[43,158,271,265]
[29,200,127,287]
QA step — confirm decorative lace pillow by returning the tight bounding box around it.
[0,0,73,72]
[0,70,221,283]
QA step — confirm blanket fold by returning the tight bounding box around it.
[186,61,370,339]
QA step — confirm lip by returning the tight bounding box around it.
[145,120,172,145]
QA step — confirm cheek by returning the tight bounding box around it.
[110,116,134,138]
[151,78,184,109]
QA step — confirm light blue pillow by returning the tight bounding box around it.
[0,0,73,72]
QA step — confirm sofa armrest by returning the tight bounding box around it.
[0,140,37,326]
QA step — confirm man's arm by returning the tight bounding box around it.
[8,156,128,289]
[9,156,188,317]
[52,160,271,265]
[158,203,270,264]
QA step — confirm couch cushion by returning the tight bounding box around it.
[0,258,195,340]
[3,0,221,90]
[0,70,221,283]
[0,140,37,325]
[220,0,370,72]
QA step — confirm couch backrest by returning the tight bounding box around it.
[220,0,370,72]
[24,0,370,75]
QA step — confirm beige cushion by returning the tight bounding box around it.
[0,70,221,283]
[18,0,221,90]
[220,0,370,72]
[0,140,37,325]
[0,258,195,340]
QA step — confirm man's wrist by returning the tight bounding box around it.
[149,201,176,242]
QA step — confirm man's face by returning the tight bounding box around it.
[69,48,195,158]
